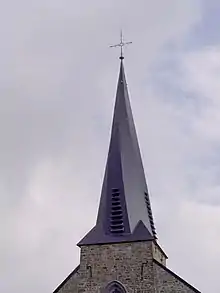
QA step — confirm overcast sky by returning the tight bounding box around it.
[1,1,220,292]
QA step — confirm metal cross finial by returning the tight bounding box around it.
[110,31,132,60]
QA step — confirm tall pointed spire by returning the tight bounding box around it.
[78,58,156,246]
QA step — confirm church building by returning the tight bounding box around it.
[53,45,201,293]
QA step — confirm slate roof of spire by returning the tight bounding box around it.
[78,59,156,246]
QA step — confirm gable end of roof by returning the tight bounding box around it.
[53,265,80,293]
[153,259,201,293]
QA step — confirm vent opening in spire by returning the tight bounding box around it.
[110,188,124,234]
[145,192,157,238]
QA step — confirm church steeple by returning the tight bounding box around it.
[78,58,156,246]
[53,40,201,293]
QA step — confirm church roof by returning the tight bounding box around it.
[78,58,156,246]
[153,260,201,293]
[53,265,79,293]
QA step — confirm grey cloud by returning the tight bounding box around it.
[2,1,217,293]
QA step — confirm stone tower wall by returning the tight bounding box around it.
[78,241,155,293]
[54,241,200,293]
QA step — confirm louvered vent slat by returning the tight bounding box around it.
[144,192,157,238]
[110,188,124,234]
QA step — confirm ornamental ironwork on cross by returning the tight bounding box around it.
[110,31,132,59]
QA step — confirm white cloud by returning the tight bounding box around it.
[179,46,220,142]
[143,44,220,293]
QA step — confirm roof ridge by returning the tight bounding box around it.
[153,259,201,293]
